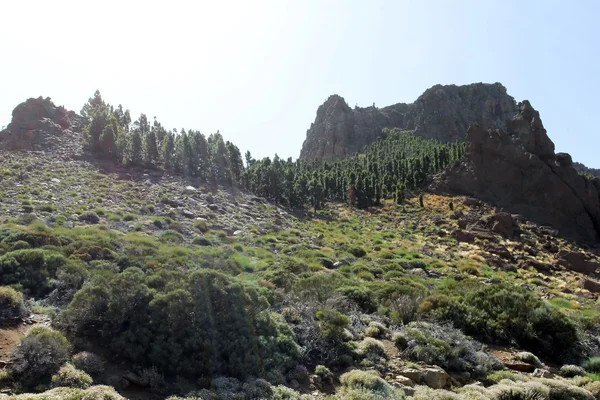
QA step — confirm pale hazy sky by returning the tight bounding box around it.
[1,0,599,166]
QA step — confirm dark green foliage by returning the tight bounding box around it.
[245,129,465,209]
[60,269,300,379]
[316,308,350,341]
[0,286,26,325]
[418,193,424,208]
[582,357,600,373]
[337,286,377,313]
[448,200,454,211]
[8,327,71,388]
[0,249,65,296]
[79,211,100,224]
[422,283,578,361]
[394,321,500,376]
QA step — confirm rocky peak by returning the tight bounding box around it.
[300,82,517,161]
[431,101,600,243]
[0,97,82,151]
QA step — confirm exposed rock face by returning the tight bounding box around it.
[431,100,600,244]
[300,83,517,161]
[0,96,81,151]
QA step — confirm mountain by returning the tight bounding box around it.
[1,92,600,400]
[299,83,517,161]
[431,100,600,244]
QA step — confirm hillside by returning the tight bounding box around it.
[0,92,600,400]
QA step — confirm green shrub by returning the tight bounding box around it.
[8,327,71,388]
[395,321,500,376]
[79,211,100,224]
[71,351,104,375]
[364,321,388,338]
[0,286,26,325]
[349,247,367,258]
[51,363,92,389]
[194,220,209,233]
[10,240,31,250]
[316,308,350,341]
[340,370,404,399]
[61,269,300,380]
[192,236,213,246]
[315,365,333,384]
[0,249,66,296]
[583,357,600,373]
[337,286,377,313]
[423,283,578,361]
[560,365,587,378]
[358,338,387,358]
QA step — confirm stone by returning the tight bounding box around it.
[503,361,535,373]
[289,379,300,389]
[208,204,219,211]
[399,368,422,383]
[233,230,244,236]
[485,243,512,260]
[181,210,195,219]
[580,278,600,293]
[184,185,197,192]
[421,367,450,389]
[431,100,600,243]
[51,178,60,183]
[558,252,598,275]
[532,368,553,378]
[300,83,517,162]
[453,229,475,243]
[394,375,415,387]
[489,212,520,238]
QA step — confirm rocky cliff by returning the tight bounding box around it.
[300,83,517,161]
[0,96,82,151]
[431,100,600,244]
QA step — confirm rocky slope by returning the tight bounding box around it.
[431,100,600,244]
[300,82,517,161]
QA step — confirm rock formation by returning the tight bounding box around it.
[300,83,517,161]
[0,96,81,151]
[431,100,600,244]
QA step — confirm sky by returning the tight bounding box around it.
[1,0,599,167]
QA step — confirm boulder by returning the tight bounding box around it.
[398,368,422,383]
[394,375,415,387]
[453,229,475,243]
[489,212,520,238]
[558,252,599,275]
[580,278,600,293]
[485,243,512,260]
[421,367,450,389]
[532,369,553,378]
[503,361,535,373]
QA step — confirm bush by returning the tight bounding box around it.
[8,327,71,388]
[0,286,26,325]
[192,236,212,246]
[560,364,586,378]
[2,385,126,399]
[423,283,578,361]
[315,365,334,384]
[79,211,100,224]
[61,269,300,380]
[364,321,388,338]
[358,338,387,358]
[583,357,600,373]
[51,362,92,389]
[340,370,404,399]
[193,219,209,233]
[395,321,501,376]
[10,240,31,250]
[337,286,377,313]
[316,308,350,341]
[0,249,66,296]
[516,352,544,368]
[71,351,104,375]
[349,247,367,258]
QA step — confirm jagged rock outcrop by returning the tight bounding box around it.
[431,100,600,243]
[300,83,517,161]
[0,96,81,151]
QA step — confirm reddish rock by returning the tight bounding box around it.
[503,361,536,373]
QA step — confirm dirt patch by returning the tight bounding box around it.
[0,315,51,363]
